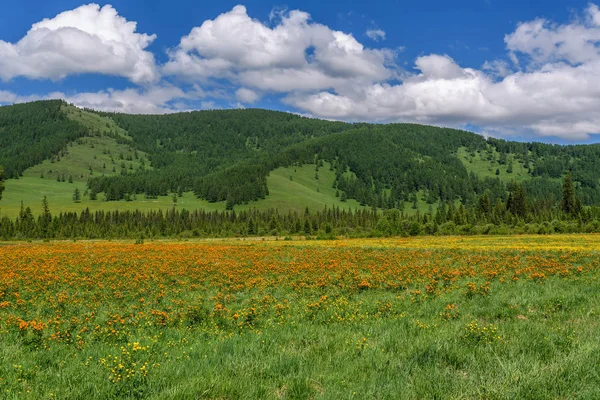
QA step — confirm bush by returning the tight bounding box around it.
[438,221,457,235]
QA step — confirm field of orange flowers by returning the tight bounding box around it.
[1,235,600,399]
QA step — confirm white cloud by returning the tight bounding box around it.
[0,91,18,104]
[163,5,396,93]
[65,86,190,114]
[414,54,466,80]
[286,53,600,140]
[482,59,512,78]
[505,4,600,66]
[235,87,260,103]
[0,4,158,83]
[366,29,386,41]
[0,85,197,114]
[284,4,600,140]
[4,3,600,140]
[200,101,217,109]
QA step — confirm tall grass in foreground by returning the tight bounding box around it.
[0,235,599,399]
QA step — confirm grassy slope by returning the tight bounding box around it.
[62,103,130,139]
[0,162,362,217]
[457,146,531,183]
[0,106,502,218]
[22,135,149,183]
[0,105,364,217]
[241,162,363,213]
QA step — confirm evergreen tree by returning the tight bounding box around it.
[225,196,235,211]
[507,182,527,218]
[39,196,52,237]
[0,166,4,202]
[477,192,492,216]
[247,218,256,235]
[73,188,81,203]
[561,170,577,216]
[303,219,312,235]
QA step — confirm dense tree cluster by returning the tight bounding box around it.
[0,100,88,178]
[2,101,600,218]
[84,108,600,209]
[0,175,596,240]
[0,166,4,201]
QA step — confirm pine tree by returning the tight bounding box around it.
[225,196,235,210]
[478,192,492,216]
[303,219,312,235]
[73,188,81,203]
[0,166,4,202]
[508,182,527,218]
[561,170,579,217]
[39,196,52,237]
[247,218,256,235]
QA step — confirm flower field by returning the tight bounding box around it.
[1,235,600,399]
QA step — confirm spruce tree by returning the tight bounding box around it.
[561,170,578,217]
[303,219,312,235]
[40,196,52,237]
[0,166,4,202]
[247,218,256,235]
[478,192,492,216]
[507,182,527,218]
[73,188,81,203]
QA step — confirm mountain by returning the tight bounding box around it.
[0,99,599,217]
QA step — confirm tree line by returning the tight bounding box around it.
[85,107,600,209]
[0,100,88,178]
[3,100,600,215]
[1,172,598,240]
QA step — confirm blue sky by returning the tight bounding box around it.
[1,0,600,143]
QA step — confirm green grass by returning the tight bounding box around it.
[0,103,366,216]
[457,146,532,183]
[62,104,130,140]
[0,162,363,218]
[23,135,149,183]
[0,177,223,217]
[241,162,363,213]
[1,236,599,399]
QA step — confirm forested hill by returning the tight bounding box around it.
[1,100,600,214]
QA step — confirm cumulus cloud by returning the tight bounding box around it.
[287,54,600,140]
[505,3,600,68]
[64,86,191,113]
[0,85,197,114]
[163,5,396,93]
[284,4,600,140]
[0,4,158,83]
[482,60,512,78]
[4,3,600,140]
[366,29,386,41]
[235,87,260,103]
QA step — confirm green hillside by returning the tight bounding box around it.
[0,162,362,218]
[457,146,532,183]
[1,100,600,218]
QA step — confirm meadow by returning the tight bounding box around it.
[1,235,599,399]
[0,162,364,219]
